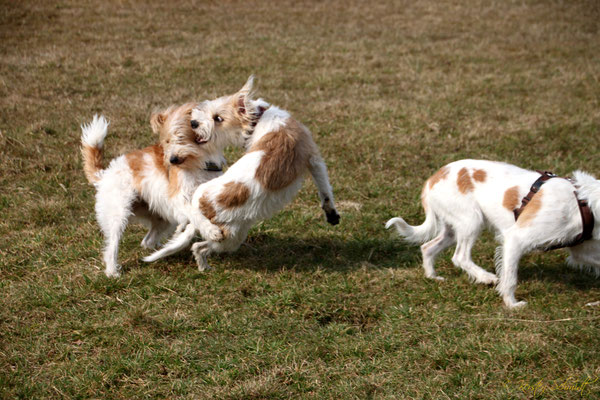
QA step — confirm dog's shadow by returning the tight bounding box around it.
[155,233,420,273]
[517,251,600,292]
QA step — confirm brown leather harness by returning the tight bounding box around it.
[513,171,595,250]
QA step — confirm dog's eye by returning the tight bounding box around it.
[213,115,223,123]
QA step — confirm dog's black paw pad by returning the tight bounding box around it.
[326,211,340,225]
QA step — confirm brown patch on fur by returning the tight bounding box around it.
[427,166,449,189]
[126,144,168,192]
[250,118,317,191]
[198,195,230,239]
[472,169,487,183]
[517,189,544,227]
[421,182,428,211]
[502,186,521,212]
[457,167,474,194]
[217,182,250,209]
[81,144,103,183]
[199,195,217,221]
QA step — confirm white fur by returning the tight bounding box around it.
[386,159,600,308]
[81,111,226,278]
[144,77,340,269]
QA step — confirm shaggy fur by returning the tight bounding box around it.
[386,159,600,308]
[81,103,228,277]
[143,76,340,270]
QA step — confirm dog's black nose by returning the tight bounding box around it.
[170,155,183,165]
[190,120,199,129]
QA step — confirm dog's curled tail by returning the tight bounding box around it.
[81,115,109,184]
[385,210,438,244]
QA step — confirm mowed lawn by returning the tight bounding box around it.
[1,0,600,398]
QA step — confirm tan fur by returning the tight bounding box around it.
[516,189,544,227]
[502,185,521,212]
[126,145,169,193]
[168,167,180,198]
[457,167,474,194]
[198,195,229,238]
[427,166,449,189]
[198,195,217,222]
[421,183,428,211]
[472,169,487,183]
[217,181,251,209]
[250,118,317,191]
[81,144,103,183]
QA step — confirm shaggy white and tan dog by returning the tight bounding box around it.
[81,103,228,277]
[386,159,599,308]
[143,76,340,269]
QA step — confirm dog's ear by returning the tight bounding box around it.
[234,75,255,116]
[150,112,167,134]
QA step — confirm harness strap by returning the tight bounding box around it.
[513,171,557,220]
[513,170,595,250]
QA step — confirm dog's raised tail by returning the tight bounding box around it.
[81,115,109,184]
[385,210,438,244]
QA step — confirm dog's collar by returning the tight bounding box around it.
[204,161,223,172]
[245,105,268,136]
[513,170,595,250]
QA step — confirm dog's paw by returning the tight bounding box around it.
[477,272,499,286]
[205,225,225,242]
[104,266,122,278]
[326,210,340,225]
[505,299,527,309]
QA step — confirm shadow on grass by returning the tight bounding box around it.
[146,233,422,274]
[517,255,600,292]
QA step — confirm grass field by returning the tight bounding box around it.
[1,0,600,398]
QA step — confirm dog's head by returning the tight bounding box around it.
[151,102,224,169]
[189,76,260,149]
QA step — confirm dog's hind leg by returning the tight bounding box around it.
[96,204,131,278]
[141,219,175,250]
[421,224,455,280]
[451,227,499,285]
[308,155,340,225]
[143,223,196,262]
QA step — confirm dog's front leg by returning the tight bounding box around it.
[191,241,212,271]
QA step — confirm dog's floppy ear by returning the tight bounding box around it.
[150,112,167,134]
[234,75,255,116]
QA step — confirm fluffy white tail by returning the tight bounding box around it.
[81,115,109,184]
[143,223,196,262]
[385,209,438,244]
[572,170,600,233]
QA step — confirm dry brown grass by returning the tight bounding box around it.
[1,0,600,398]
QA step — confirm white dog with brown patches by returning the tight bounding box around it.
[386,159,600,308]
[143,76,340,269]
[81,103,227,277]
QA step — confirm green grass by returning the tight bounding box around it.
[1,0,600,398]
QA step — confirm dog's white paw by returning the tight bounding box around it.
[505,300,527,309]
[426,273,445,281]
[206,225,224,242]
[104,266,122,278]
[477,272,499,285]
